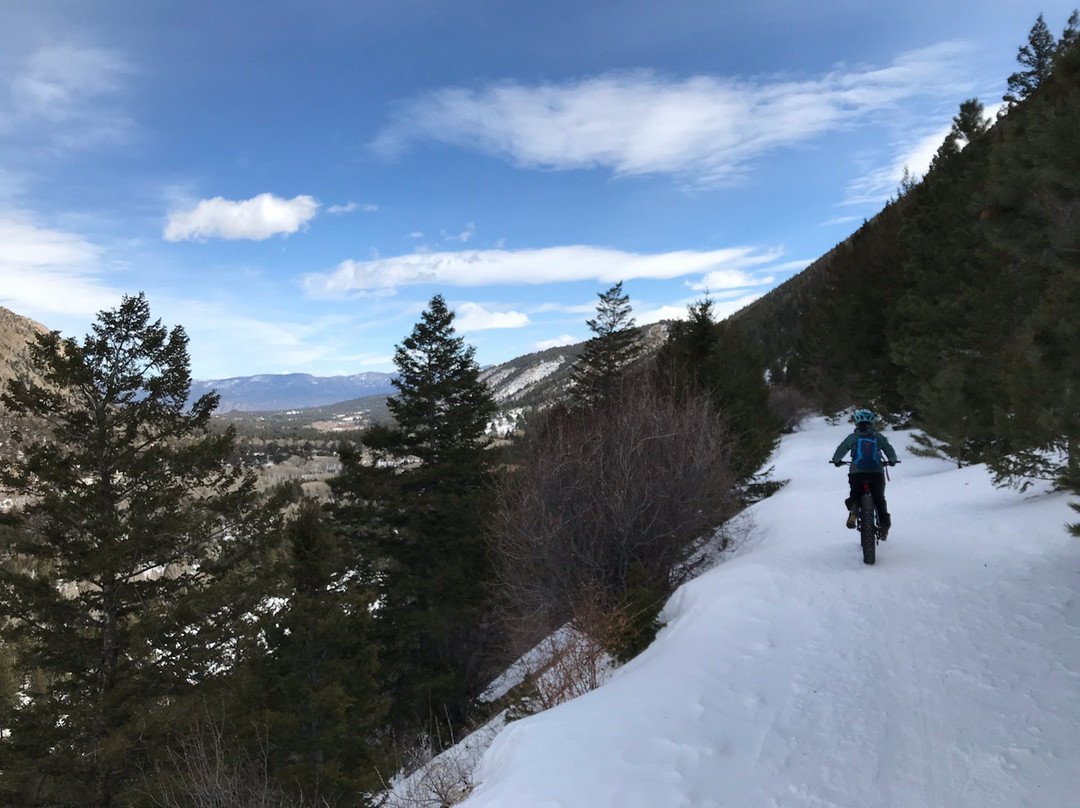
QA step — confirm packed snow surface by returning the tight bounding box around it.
[461,418,1080,807]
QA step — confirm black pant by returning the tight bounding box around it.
[846,472,890,528]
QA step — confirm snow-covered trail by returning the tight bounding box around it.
[461,419,1080,808]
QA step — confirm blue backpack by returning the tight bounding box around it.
[853,434,880,470]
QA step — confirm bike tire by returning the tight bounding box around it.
[860,490,876,565]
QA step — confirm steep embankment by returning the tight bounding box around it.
[461,418,1079,807]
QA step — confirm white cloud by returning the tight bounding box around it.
[843,127,950,206]
[644,293,763,325]
[443,221,476,243]
[636,304,693,325]
[455,302,530,331]
[304,244,782,296]
[843,99,1005,207]
[1,44,132,149]
[372,43,970,186]
[164,193,320,242]
[327,201,379,214]
[535,334,578,350]
[0,213,119,317]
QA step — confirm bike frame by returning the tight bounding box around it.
[830,454,899,566]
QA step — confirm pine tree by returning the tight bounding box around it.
[657,298,777,479]
[571,281,642,407]
[246,500,388,804]
[984,38,1080,491]
[0,294,272,807]
[388,294,496,466]
[1004,13,1058,106]
[333,295,497,736]
[1063,10,1080,50]
[930,99,990,171]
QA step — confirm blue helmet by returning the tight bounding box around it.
[854,409,875,424]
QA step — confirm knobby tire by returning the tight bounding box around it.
[860,490,876,565]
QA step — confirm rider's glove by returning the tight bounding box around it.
[888,461,897,466]
[832,460,843,467]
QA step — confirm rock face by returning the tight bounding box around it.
[0,306,49,387]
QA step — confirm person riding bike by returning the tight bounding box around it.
[831,409,898,537]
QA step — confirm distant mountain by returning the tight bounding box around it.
[191,373,398,413]
[211,323,671,433]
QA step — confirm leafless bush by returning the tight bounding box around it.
[518,591,626,712]
[768,385,812,433]
[146,710,331,808]
[493,380,736,652]
[380,747,475,808]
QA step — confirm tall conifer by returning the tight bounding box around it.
[333,295,497,736]
[571,282,642,407]
[0,294,271,807]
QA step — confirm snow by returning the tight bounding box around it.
[486,358,565,402]
[458,417,1080,808]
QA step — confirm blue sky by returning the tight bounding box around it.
[1,1,1074,379]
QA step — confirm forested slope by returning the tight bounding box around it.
[731,36,1079,489]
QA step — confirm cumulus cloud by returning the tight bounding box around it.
[454,302,530,331]
[303,244,781,296]
[0,213,119,316]
[164,193,320,242]
[372,43,970,186]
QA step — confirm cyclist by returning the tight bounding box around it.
[831,409,899,537]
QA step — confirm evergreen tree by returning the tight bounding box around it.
[657,298,777,479]
[984,40,1080,490]
[333,295,497,736]
[245,500,388,804]
[387,294,496,466]
[571,281,642,406]
[930,99,990,171]
[1004,13,1057,106]
[1063,10,1080,50]
[0,294,272,807]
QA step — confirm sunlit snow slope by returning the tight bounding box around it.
[462,418,1080,808]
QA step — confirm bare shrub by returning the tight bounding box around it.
[519,590,627,712]
[146,710,331,808]
[380,746,475,808]
[493,379,736,654]
[768,385,812,433]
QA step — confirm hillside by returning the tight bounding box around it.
[0,306,49,388]
[430,418,1080,807]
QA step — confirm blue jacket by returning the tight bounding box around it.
[832,427,898,474]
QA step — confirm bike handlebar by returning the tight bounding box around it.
[828,460,900,465]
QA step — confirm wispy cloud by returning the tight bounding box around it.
[454,301,530,331]
[372,43,970,186]
[0,213,119,317]
[327,201,378,214]
[842,100,1005,207]
[0,44,132,150]
[303,244,782,296]
[164,193,320,241]
[443,221,476,243]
